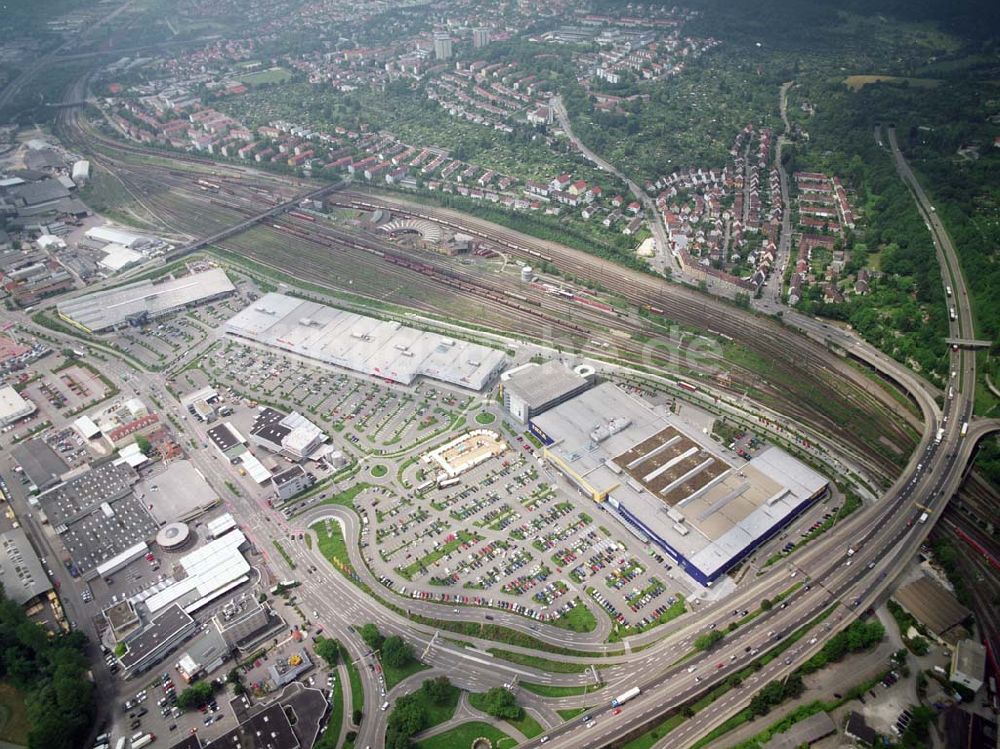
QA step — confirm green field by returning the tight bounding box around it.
[382,659,429,692]
[414,721,517,749]
[551,602,598,633]
[0,682,30,745]
[240,66,292,86]
[843,74,941,90]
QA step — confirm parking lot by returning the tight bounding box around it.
[345,420,694,631]
[196,339,475,459]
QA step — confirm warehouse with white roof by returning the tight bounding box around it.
[224,293,507,391]
[530,383,829,586]
[136,529,251,615]
[57,268,235,332]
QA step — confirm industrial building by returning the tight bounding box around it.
[34,461,157,577]
[167,698,309,749]
[117,602,198,678]
[951,639,986,693]
[139,460,220,524]
[250,407,326,461]
[12,438,67,491]
[0,528,52,607]
[224,293,507,391]
[530,383,829,586]
[57,267,235,332]
[132,529,252,616]
[501,361,594,423]
[0,384,36,426]
[175,625,230,682]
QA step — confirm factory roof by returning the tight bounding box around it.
[0,385,34,423]
[37,461,158,574]
[0,528,52,605]
[9,179,70,206]
[139,460,218,524]
[99,244,144,271]
[894,575,971,642]
[953,639,986,681]
[37,460,138,528]
[84,225,143,247]
[209,700,299,749]
[250,407,290,449]
[502,360,590,409]
[533,383,827,581]
[139,529,250,615]
[207,422,245,454]
[119,603,195,670]
[12,439,68,490]
[57,268,235,332]
[225,293,507,391]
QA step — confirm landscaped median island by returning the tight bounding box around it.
[385,676,460,749]
[413,721,516,749]
[468,686,543,739]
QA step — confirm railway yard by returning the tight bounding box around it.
[0,70,994,749]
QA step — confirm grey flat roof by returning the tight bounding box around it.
[37,461,159,574]
[119,602,195,669]
[503,361,588,409]
[0,528,53,605]
[37,461,137,528]
[57,268,235,332]
[954,639,986,679]
[894,576,971,640]
[225,293,507,391]
[180,624,228,669]
[9,179,69,206]
[12,439,68,490]
[140,460,218,524]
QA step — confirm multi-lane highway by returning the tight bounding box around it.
[6,63,998,748]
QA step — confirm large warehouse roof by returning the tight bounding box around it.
[57,268,235,332]
[0,528,52,605]
[224,293,507,391]
[139,529,250,614]
[532,383,828,585]
[502,361,590,410]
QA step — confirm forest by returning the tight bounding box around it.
[0,590,96,749]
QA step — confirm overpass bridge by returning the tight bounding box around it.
[164,177,350,261]
[946,337,992,349]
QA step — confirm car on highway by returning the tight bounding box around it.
[586,721,596,729]
[613,707,622,715]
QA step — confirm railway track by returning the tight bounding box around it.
[57,119,916,482]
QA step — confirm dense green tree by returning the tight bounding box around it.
[359,623,383,651]
[381,636,413,669]
[479,686,523,720]
[420,676,453,705]
[177,680,215,710]
[694,630,725,651]
[314,637,341,667]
